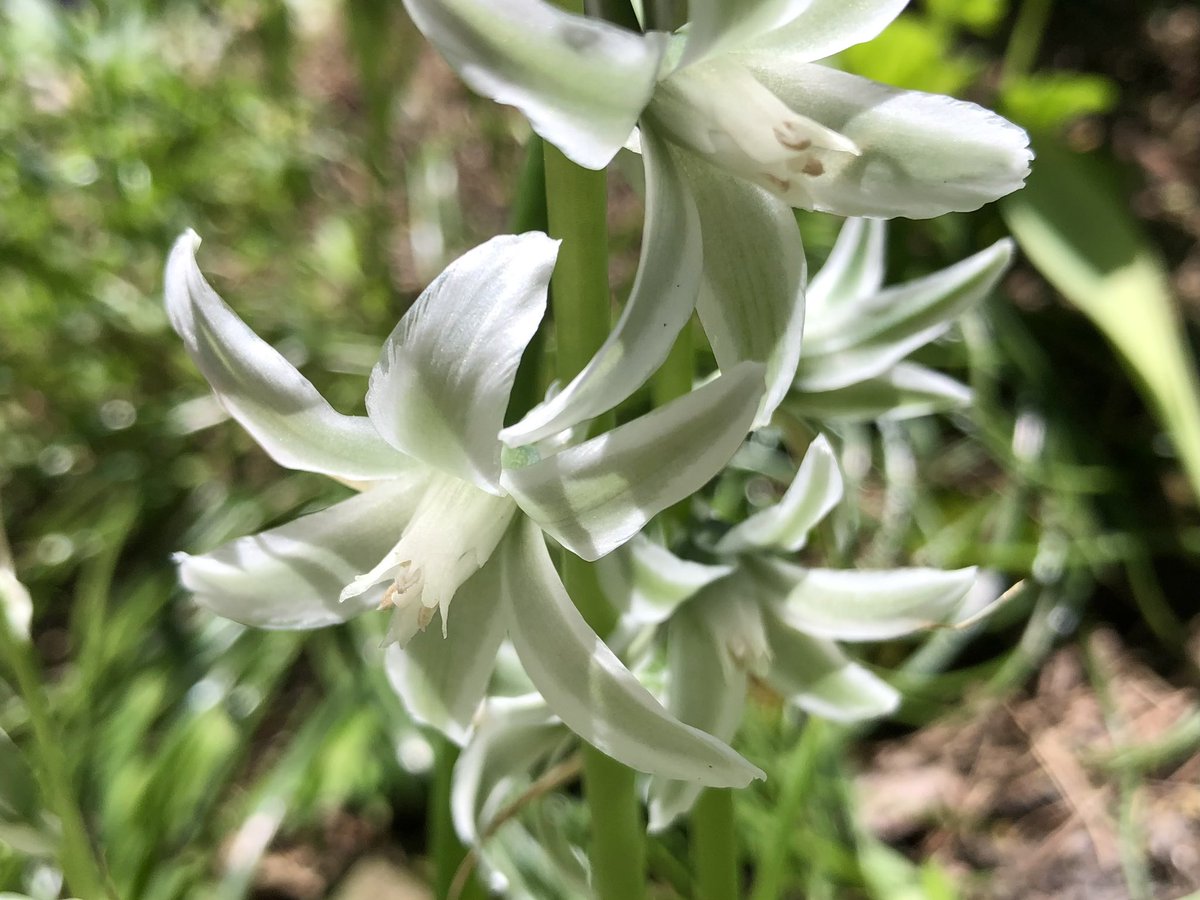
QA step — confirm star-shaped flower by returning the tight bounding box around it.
[403,0,1031,448]
[166,230,766,787]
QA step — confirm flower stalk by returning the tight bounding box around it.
[542,49,648,891]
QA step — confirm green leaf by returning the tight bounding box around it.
[1002,138,1200,503]
[1002,72,1119,132]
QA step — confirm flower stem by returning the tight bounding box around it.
[542,77,647,895]
[428,732,483,900]
[692,788,739,900]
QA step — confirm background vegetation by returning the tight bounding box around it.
[1,0,1198,897]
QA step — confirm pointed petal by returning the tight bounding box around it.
[675,150,806,427]
[680,0,814,68]
[737,61,1033,218]
[805,217,887,325]
[799,239,1012,391]
[501,519,762,786]
[402,0,666,170]
[787,363,972,422]
[503,362,765,561]
[716,434,843,554]
[761,607,898,721]
[384,546,508,744]
[176,479,426,629]
[742,0,908,60]
[760,557,979,641]
[500,130,702,447]
[164,231,409,480]
[366,233,557,492]
[596,535,732,626]
[647,605,748,831]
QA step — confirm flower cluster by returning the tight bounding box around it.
[166,0,1030,886]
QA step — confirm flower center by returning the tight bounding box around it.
[648,58,860,200]
[339,471,517,646]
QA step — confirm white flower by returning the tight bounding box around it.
[788,218,1013,422]
[599,435,993,829]
[402,0,1031,448]
[165,230,766,788]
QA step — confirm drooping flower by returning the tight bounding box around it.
[599,434,996,828]
[403,0,1031,448]
[787,217,1014,422]
[441,434,997,870]
[165,229,766,787]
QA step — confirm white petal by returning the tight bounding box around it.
[383,545,508,744]
[761,607,898,721]
[164,231,409,480]
[501,519,763,786]
[500,129,702,447]
[787,363,972,422]
[366,233,557,493]
[647,604,748,831]
[800,239,1012,392]
[805,217,887,325]
[451,695,564,845]
[674,149,806,428]
[402,0,666,169]
[596,535,732,626]
[716,434,842,554]
[176,479,425,629]
[742,0,909,61]
[762,558,979,641]
[736,61,1033,218]
[502,362,765,561]
[680,0,814,68]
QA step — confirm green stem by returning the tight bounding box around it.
[428,733,483,900]
[543,140,611,385]
[583,746,648,900]
[1002,0,1054,84]
[543,88,647,898]
[750,719,826,900]
[0,619,111,898]
[692,788,739,900]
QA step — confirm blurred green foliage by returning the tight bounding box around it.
[0,0,1196,897]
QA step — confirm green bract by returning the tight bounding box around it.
[165,230,767,788]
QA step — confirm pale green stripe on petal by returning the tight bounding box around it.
[366,233,557,493]
[787,363,972,423]
[805,217,887,325]
[675,150,806,428]
[762,607,899,722]
[679,0,814,69]
[384,545,508,744]
[500,130,702,447]
[164,231,409,481]
[800,239,1012,392]
[402,0,665,169]
[716,434,842,554]
[501,519,763,786]
[739,61,1033,218]
[763,557,980,641]
[647,605,748,831]
[742,0,909,60]
[176,479,425,629]
[502,361,765,561]
[597,534,732,626]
